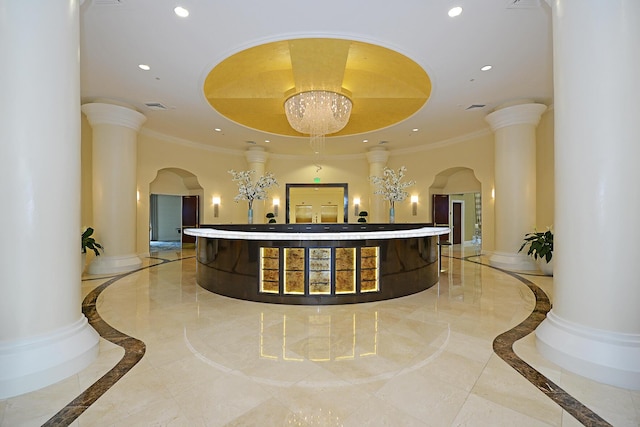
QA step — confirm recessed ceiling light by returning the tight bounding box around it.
[214,128,221,132]
[412,128,419,132]
[138,64,150,71]
[448,6,462,17]
[363,139,369,143]
[481,65,493,71]
[174,6,189,17]
[264,139,270,143]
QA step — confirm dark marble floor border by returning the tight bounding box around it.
[42,256,193,426]
[461,255,612,427]
[42,253,612,426]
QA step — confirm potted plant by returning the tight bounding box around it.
[266,212,276,223]
[518,229,553,275]
[82,227,103,256]
[357,211,368,223]
[81,227,103,275]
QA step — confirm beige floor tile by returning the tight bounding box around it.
[452,393,554,426]
[470,354,562,426]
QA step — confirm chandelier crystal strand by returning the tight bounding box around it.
[284,91,352,156]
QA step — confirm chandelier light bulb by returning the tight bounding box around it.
[284,90,353,157]
[284,91,352,135]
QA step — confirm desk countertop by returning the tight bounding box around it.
[184,225,450,241]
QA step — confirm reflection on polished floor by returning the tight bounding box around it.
[1,246,639,426]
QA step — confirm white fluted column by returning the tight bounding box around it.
[367,147,389,223]
[245,147,269,223]
[486,102,546,270]
[0,0,99,398]
[82,103,146,274]
[536,0,640,390]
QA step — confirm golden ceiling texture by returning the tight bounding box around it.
[204,38,431,137]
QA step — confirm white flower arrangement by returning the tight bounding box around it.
[228,169,279,209]
[371,166,415,209]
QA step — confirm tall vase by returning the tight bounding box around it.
[389,206,395,223]
[248,208,254,224]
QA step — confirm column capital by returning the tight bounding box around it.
[366,147,389,164]
[81,103,147,131]
[485,103,547,131]
[245,146,268,164]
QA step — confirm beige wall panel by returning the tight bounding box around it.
[536,109,555,230]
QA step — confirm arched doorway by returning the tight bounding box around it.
[429,167,482,247]
[149,168,203,250]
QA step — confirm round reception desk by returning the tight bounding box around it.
[185,223,449,305]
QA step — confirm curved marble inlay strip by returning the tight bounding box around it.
[461,256,613,427]
[42,256,191,426]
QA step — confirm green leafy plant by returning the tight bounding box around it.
[82,227,103,256]
[266,212,276,223]
[357,211,368,223]
[519,229,553,262]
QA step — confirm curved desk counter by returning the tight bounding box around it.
[185,224,449,305]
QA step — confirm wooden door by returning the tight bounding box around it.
[452,201,462,244]
[181,195,199,246]
[432,194,450,243]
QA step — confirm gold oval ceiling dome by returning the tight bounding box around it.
[204,38,431,137]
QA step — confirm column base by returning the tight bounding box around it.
[536,311,640,390]
[488,251,537,271]
[0,316,99,399]
[87,254,142,274]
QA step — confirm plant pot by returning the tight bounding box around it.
[81,252,87,276]
[538,258,553,276]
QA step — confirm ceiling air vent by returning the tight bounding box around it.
[144,102,168,111]
[506,0,541,9]
[466,104,486,110]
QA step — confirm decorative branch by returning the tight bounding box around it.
[371,166,415,208]
[228,170,278,209]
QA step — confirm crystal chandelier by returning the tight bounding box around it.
[284,90,352,155]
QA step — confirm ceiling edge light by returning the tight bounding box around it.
[448,6,463,17]
[481,65,493,71]
[138,64,150,71]
[174,6,189,17]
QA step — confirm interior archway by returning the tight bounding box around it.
[149,168,204,250]
[429,167,482,247]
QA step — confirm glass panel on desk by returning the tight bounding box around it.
[284,248,305,294]
[260,247,280,293]
[335,248,356,294]
[361,246,379,292]
[309,247,331,294]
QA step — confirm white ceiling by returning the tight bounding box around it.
[79,0,553,156]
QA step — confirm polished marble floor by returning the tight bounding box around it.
[1,246,639,426]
